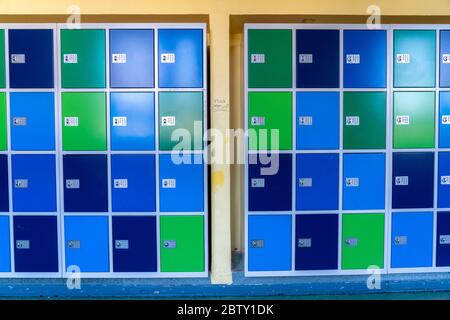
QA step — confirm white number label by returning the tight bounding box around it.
[299,116,313,126]
[346,178,359,187]
[396,115,410,125]
[11,54,25,64]
[395,176,409,186]
[112,53,127,64]
[346,116,360,126]
[346,54,360,64]
[161,116,176,127]
[65,117,79,127]
[161,53,175,64]
[442,54,450,64]
[114,179,128,189]
[251,116,265,126]
[162,179,176,189]
[64,54,78,64]
[251,54,265,64]
[113,117,127,127]
[396,54,410,64]
[299,178,313,187]
[442,115,450,125]
[251,178,265,188]
[66,179,80,189]
[441,176,450,185]
[14,179,28,189]
[299,54,313,64]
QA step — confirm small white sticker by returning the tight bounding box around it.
[395,176,409,186]
[346,178,359,187]
[251,54,265,64]
[162,179,176,189]
[299,178,313,187]
[251,116,265,126]
[14,179,28,189]
[112,53,127,64]
[13,117,27,126]
[66,179,80,189]
[442,115,450,125]
[114,179,128,189]
[161,116,176,127]
[64,117,79,127]
[346,54,361,64]
[396,54,410,64]
[396,115,410,125]
[346,116,360,126]
[16,240,30,249]
[161,53,175,64]
[442,54,450,64]
[64,54,78,64]
[113,117,127,127]
[251,178,265,188]
[299,54,313,64]
[115,240,129,249]
[299,116,313,126]
[11,54,25,64]
[441,176,450,185]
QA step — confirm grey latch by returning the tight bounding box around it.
[394,236,408,245]
[68,240,81,249]
[440,235,450,245]
[16,240,30,249]
[250,240,264,249]
[345,238,358,247]
[115,240,129,249]
[298,238,312,248]
[13,117,27,126]
[163,240,177,249]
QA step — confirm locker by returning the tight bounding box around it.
[111,154,156,212]
[0,30,4,88]
[295,214,338,271]
[158,29,203,88]
[112,216,157,272]
[0,93,5,151]
[341,214,385,270]
[248,92,292,151]
[160,215,204,272]
[296,30,340,88]
[0,155,7,212]
[248,215,292,272]
[343,153,385,210]
[343,92,386,149]
[393,30,436,88]
[110,92,155,151]
[248,153,292,212]
[159,154,204,212]
[438,152,450,208]
[159,92,203,151]
[61,29,106,88]
[62,92,107,151]
[247,29,292,88]
[343,30,387,88]
[439,92,450,148]
[8,29,54,89]
[64,216,109,273]
[437,212,450,267]
[296,92,339,150]
[12,154,57,212]
[109,29,154,88]
[63,155,108,213]
[391,212,433,268]
[13,216,58,273]
[392,152,434,209]
[10,92,55,151]
[393,91,435,149]
[441,31,450,87]
[0,216,10,272]
[296,153,339,211]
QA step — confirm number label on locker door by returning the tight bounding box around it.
[443,54,450,64]
[250,54,265,64]
[66,179,80,189]
[13,117,27,126]
[64,54,78,64]
[250,239,264,248]
[299,54,313,64]
[396,54,410,64]
[251,178,265,188]
[345,238,358,247]
[161,116,176,127]
[11,54,25,64]
[298,238,312,248]
[115,240,129,249]
[441,176,450,185]
[16,240,30,249]
[299,178,313,187]
[68,240,81,249]
[346,54,360,64]
[112,53,127,64]
[299,116,313,126]
[114,179,128,189]
[396,115,410,125]
[346,116,360,126]
[394,236,408,245]
[440,235,450,245]
[395,176,409,186]
[113,116,127,127]
[162,178,176,189]
[161,53,175,64]
[251,116,265,126]
[442,115,450,124]
[14,179,28,189]
[163,240,177,249]
[346,177,359,187]
[65,117,79,127]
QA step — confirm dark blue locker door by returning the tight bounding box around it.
[63,155,108,213]
[439,92,450,148]
[296,153,339,211]
[440,30,450,88]
[8,29,54,88]
[296,30,340,88]
[392,152,434,209]
[12,154,57,212]
[343,30,387,88]
[158,29,203,88]
[248,153,292,212]
[438,152,450,208]
[110,29,154,88]
[13,216,58,272]
[0,155,8,212]
[295,214,338,270]
[111,154,156,212]
[437,212,450,266]
[112,216,157,272]
[0,216,11,272]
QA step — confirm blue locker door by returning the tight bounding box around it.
[392,152,434,209]
[296,30,340,88]
[111,154,156,212]
[248,153,292,212]
[110,29,154,88]
[0,216,11,272]
[439,92,450,148]
[10,92,55,151]
[296,92,340,150]
[112,216,157,272]
[343,153,386,210]
[437,212,450,266]
[440,31,450,88]
[110,92,155,151]
[391,212,433,268]
[296,154,339,211]
[158,29,203,88]
[12,154,57,212]
[14,216,58,272]
[248,215,292,272]
[0,155,8,212]
[63,155,108,213]
[295,214,338,270]
[343,30,387,88]
[8,29,54,88]
[64,216,109,272]
[159,154,204,212]
[438,152,450,208]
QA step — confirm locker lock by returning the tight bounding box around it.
[250,240,264,249]
[345,238,358,247]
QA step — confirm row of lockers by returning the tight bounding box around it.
[249,91,450,150]
[0,28,204,89]
[0,154,204,213]
[248,28,449,88]
[0,215,205,273]
[0,91,203,151]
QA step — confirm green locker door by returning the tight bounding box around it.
[343,92,386,149]
[342,213,385,270]
[248,92,292,151]
[62,92,106,151]
[159,92,203,151]
[61,29,106,88]
[248,29,292,88]
[393,30,436,88]
[0,93,6,151]
[0,30,5,88]
[160,215,205,273]
[393,91,435,149]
